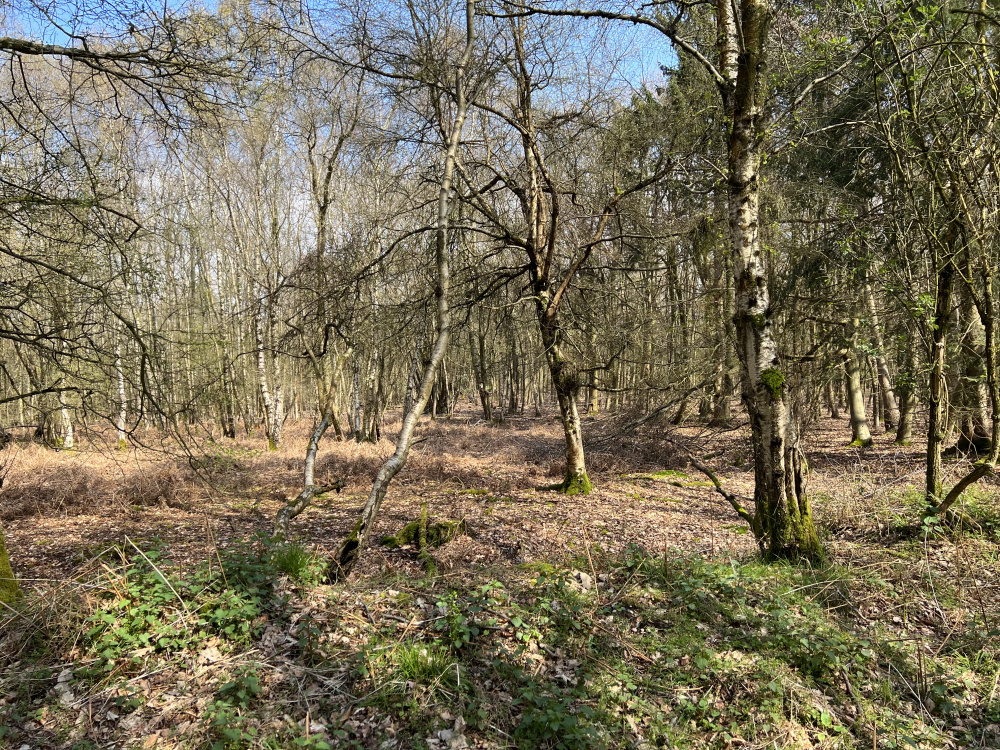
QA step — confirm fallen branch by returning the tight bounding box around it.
[662,434,764,550]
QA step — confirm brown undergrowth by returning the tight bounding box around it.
[0,407,998,749]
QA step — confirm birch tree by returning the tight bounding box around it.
[332,0,476,578]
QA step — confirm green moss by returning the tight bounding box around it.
[381,517,466,549]
[559,472,593,495]
[848,438,874,448]
[0,526,21,605]
[651,469,689,478]
[760,368,785,400]
[766,499,823,562]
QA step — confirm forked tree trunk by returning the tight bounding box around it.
[274,337,354,539]
[721,0,819,559]
[273,410,343,542]
[331,2,474,579]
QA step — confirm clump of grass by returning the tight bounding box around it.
[270,542,323,584]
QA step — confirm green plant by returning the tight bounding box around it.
[80,540,295,674]
[202,667,264,748]
[270,543,322,585]
[513,680,602,749]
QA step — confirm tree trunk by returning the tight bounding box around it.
[864,281,900,428]
[273,410,344,542]
[826,379,840,419]
[116,342,128,449]
[435,363,451,417]
[59,395,74,450]
[0,523,19,605]
[896,344,918,445]
[721,0,819,559]
[539,319,591,494]
[587,372,599,416]
[952,285,991,454]
[926,261,955,507]
[331,2,474,578]
[844,343,873,447]
[932,263,1000,517]
[256,304,280,450]
[470,330,492,421]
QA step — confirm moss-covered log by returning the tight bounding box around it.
[381,507,467,575]
[381,515,466,550]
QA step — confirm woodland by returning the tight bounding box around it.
[1,0,999,748]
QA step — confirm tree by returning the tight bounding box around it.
[509,0,833,556]
[331,0,476,578]
[860,4,1000,519]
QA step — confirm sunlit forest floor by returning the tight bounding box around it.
[1,406,999,749]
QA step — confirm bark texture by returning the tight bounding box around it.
[721,0,820,559]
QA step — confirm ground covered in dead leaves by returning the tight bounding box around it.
[1,408,999,749]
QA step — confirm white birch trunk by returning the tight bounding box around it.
[256,303,279,450]
[116,342,127,450]
[720,0,819,557]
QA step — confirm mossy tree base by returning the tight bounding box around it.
[765,527,824,563]
[0,528,21,605]
[558,472,592,495]
[848,438,874,448]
